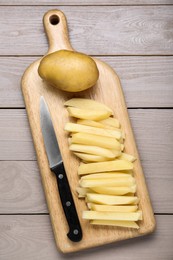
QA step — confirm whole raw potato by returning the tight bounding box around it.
[38,50,99,92]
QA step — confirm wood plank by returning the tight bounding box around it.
[1,56,173,108]
[0,109,172,162]
[0,6,172,55]
[0,215,172,259]
[0,109,35,161]
[0,160,172,214]
[0,109,172,213]
[0,161,48,213]
[0,0,172,5]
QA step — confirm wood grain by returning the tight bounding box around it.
[0,215,172,260]
[0,161,47,214]
[0,160,172,214]
[0,109,35,161]
[21,9,155,252]
[0,0,172,5]
[0,6,173,55]
[1,56,173,108]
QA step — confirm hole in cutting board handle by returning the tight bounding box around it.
[49,15,60,25]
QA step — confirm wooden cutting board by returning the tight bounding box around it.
[21,9,155,253]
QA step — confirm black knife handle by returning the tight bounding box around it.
[51,162,82,242]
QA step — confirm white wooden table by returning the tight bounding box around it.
[0,1,173,259]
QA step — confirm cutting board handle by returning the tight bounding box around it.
[43,10,73,54]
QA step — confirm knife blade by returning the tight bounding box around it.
[40,96,82,242]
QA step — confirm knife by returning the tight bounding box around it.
[40,96,82,242]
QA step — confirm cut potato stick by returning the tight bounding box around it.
[113,127,125,136]
[85,197,90,203]
[82,211,142,221]
[87,203,92,209]
[67,107,111,121]
[119,137,124,144]
[64,98,113,114]
[99,117,120,128]
[77,119,106,129]
[121,144,125,151]
[77,119,120,131]
[80,178,135,188]
[91,185,136,195]
[90,220,139,229]
[87,193,139,205]
[70,144,116,158]
[73,149,121,160]
[65,122,121,140]
[118,153,136,163]
[78,160,133,175]
[72,133,121,150]
[76,187,92,197]
[81,173,133,180]
[89,204,138,212]
[74,152,109,162]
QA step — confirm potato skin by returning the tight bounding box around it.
[38,50,99,92]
